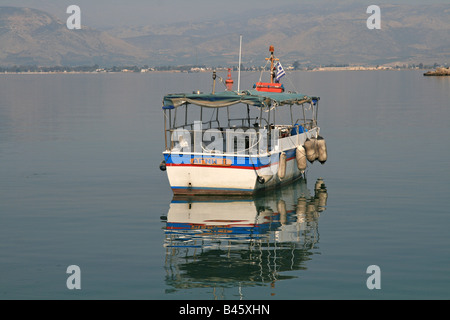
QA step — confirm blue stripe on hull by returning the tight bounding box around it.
[164,148,296,168]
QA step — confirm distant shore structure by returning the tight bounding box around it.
[1,64,448,74]
[424,67,450,76]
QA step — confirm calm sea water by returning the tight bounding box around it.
[0,70,449,300]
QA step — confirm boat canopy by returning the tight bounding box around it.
[162,90,318,109]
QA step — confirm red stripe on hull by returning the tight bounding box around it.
[172,188,255,196]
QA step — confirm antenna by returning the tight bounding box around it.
[238,35,242,92]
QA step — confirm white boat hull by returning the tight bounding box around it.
[164,128,319,195]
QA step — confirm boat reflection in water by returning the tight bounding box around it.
[161,178,328,298]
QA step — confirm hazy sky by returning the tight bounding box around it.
[2,0,448,28]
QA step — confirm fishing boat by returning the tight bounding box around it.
[160,45,327,195]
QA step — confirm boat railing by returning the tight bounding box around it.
[227,117,260,128]
[166,118,316,155]
[168,117,315,136]
[170,117,262,131]
[168,127,270,155]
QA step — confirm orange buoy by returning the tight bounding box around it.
[225,68,233,91]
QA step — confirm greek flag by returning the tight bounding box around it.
[276,62,286,81]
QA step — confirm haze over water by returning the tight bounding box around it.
[0,70,449,299]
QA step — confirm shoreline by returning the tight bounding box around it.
[0,68,434,75]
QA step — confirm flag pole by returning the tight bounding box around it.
[238,35,242,92]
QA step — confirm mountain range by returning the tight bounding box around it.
[0,7,147,66]
[0,4,449,67]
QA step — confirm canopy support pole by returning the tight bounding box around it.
[164,110,167,150]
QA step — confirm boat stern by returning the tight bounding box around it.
[164,153,260,195]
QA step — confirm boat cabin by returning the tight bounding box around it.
[162,90,320,157]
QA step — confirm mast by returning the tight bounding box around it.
[238,35,242,92]
[266,45,279,83]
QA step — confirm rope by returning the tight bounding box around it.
[285,69,299,93]
[215,75,229,90]
[259,59,271,82]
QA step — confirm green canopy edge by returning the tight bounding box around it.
[162,90,319,109]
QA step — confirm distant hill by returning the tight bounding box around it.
[0,4,449,67]
[116,3,450,67]
[0,7,147,66]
